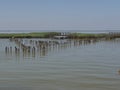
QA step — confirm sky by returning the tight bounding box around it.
[0,0,120,31]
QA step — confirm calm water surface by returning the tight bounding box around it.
[0,38,120,90]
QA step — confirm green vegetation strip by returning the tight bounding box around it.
[68,33,107,38]
[0,32,111,39]
[0,32,60,38]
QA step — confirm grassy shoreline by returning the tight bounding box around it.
[0,32,119,39]
[67,33,107,39]
[0,32,60,38]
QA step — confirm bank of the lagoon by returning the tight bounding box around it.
[0,32,120,39]
[0,32,60,38]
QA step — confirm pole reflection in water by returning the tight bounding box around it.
[4,38,120,59]
[1,37,120,90]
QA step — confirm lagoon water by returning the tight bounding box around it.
[0,38,120,90]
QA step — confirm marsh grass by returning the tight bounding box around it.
[68,33,106,39]
[0,32,119,39]
[0,32,60,38]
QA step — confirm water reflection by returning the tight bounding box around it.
[1,38,120,90]
[4,38,120,59]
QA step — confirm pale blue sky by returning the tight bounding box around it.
[0,0,120,30]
